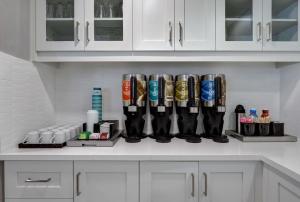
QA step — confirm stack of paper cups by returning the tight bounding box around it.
[87,110,99,133]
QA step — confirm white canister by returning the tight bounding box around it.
[87,110,99,133]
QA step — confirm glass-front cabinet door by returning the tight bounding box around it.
[36,0,85,51]
[216,0,263,51]
[84,0,132,51]
[263,0,300,51]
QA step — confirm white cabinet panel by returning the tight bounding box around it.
[84,0,133,51]
[216,0,263,51]
[133,0,175,50]
[140,162,198,202]
[175,0,215,50]
[6,200,73,202]
[5,161,73,199]
[74,161,139,202]
[36,0,85,51]
[264,166,300,202]
[263,0,300,51]
[199,162,257,202]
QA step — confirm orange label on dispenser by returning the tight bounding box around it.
[122,80,131,101]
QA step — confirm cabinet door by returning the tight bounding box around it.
[85,0,132,51]
[264,166,300,202]
[199,162,257,202]
[36,0,85,51]
[216,0,263,51]
[175,0,215,50]
[140,162,198,202]
[263,0,300,51]
[74,161,138,202]
[133,0,175,51]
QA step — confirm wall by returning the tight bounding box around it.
[0,0,31,60]
[55,62,280,135]
[0,52,56,152]
[279,63,300,137]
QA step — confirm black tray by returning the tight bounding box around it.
[18,142,66,148]
[67,130,122,147]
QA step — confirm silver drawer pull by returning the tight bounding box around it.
[25,178,52,183]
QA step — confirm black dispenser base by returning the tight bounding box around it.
[185,135,202,143]
[122,133,147,143]
[149,134,174,143]
[201,133,229,143]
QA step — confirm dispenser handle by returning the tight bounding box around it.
[188,76,195,107]
[130,76,137,106]
[158,76,165,106]
[214,77,222,106]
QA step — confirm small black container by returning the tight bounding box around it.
[270,122,284,136]
[241,123,256,136]
[258,123,270,136]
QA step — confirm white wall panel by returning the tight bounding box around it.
[55,62,280,135]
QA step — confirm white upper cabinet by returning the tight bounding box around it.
[36,0,85,51]
[133,0,215,51]
[175,0,215,50]
[263,0,300,51]
[140,162,199,202]
[216,0,263,51]
[84,0,133,51]
[133,0,175,51]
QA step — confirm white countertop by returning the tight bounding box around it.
[1,137,300,182]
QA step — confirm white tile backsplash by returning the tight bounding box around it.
[0,52,56,151]
[55,62,281,135]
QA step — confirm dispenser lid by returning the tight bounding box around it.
[235,105,245,113]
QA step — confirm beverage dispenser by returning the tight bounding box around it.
[122,74,147,143]
[200,74,229,143]
[149,74,174,143]
[175,74,201,143]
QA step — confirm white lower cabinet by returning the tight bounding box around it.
[140,162,199,202]
[4,161,73,199]
[6,200,73,202]
[264,165,300,202]
[74,161,139,202]
[199,162,259,202]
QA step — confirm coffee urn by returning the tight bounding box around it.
[149,74,174,143]
[122,74,147,143]
[175,74,201,143]
[200,74,229,143]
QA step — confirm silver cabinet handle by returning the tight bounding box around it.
[191,173,195,197]
[256,22,262,41]
[25,178,51,183]
[169,21,173,46]
[86,21,90,44]
[75,21,80,43]
[266,22,272,41]
[203,173,208,196]
[179,21,183,46]
[76,172,81,196]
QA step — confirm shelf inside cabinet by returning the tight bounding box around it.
[272,19,298,22]
[226,18,252,21]
[46,18,74,21]
[94,18,123,21]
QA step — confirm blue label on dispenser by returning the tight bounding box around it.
[201,80,215,101]
[149,80,158,101]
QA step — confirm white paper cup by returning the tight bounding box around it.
[23,131,40,144]
[62,129,71,141]
[53,131,66,144]
[40,131,55,144]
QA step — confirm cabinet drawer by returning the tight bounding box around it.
[5,161,73,199]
